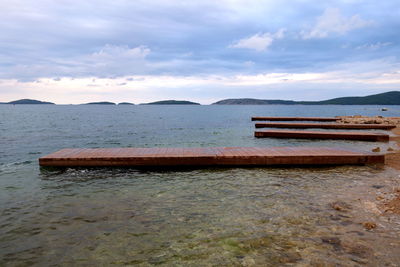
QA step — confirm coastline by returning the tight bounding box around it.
[337,115,400,170]
[338,115,400,215]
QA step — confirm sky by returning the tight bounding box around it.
[0,0,399,104]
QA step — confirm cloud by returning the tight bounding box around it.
[90,45,150,61]
[0,0,400,103]
[302,8,372,39]
[81,45,151,76]
[0,45,151,81]
[229,29,285,52]
[356,42,392,50]
[2,57,400,104]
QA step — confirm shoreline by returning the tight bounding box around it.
[338,115,400,215]
[337,115,400,170]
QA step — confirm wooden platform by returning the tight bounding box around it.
[39,147,384,167]
[255,122,396,130]
[255,130,389,142]
[252,117,339,122]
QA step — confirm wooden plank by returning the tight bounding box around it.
[39,147,384,167]
[255,130,389,142]
[252,117,339,122]
[254,122,396,130]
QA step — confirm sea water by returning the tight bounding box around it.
[1,105,400,266]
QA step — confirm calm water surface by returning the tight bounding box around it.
[1,105,400,266]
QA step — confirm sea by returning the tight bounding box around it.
[1,104,400,266]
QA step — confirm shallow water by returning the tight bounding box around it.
[1,105,400,266]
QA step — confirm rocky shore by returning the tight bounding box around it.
[336,115,400,125]
[337,115,400,169]
[337,115,400,216]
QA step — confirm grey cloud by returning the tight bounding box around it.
[0,0,399,82]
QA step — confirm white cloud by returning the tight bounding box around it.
[0,45,151,81]
[356,42,392,50]
[2,58,400,104]
[229,29,285,52]
[302,8,372,39]
[90,45,150,61]
[82,45,151,75]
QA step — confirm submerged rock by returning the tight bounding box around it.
[362,201,381,215]
[321,236,341,251]
[341,240,373,259]
[330,201,352,212]
[321,236,341,245]
[279,251,302,263]
[362,222,377,230]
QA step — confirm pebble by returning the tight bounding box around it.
[330,201,352,212]
[321,236,341,251]
[242,256,256,266]
[362,222,377,230]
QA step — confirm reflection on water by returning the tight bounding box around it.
[2,166,400,266]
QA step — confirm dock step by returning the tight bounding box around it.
[255,122,396,130]
[255,130,389,141]
[39,147,384,167]
[252,117,339,122]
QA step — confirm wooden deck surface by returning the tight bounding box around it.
[255,122,396,130]
[39,147,384,167]
[252,117,339,121]
[255,130,389,141]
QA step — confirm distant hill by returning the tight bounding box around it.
[299,91,400,105]
[3,99,55,104]
[213,91,400,105]
[142,100,200,105]
[118,102,135,105]
[213,98,296,105]
[84,102,116,105]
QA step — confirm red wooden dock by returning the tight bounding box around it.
[255,122,396,130]
[255,130,389,141]
[252,117,339,122]
[39,147,384,167]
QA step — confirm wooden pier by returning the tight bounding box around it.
[39,147,384,167]
[252,117,339,122]
[255,122,396,130]
[255,130,389,142]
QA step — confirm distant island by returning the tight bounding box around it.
[2,91,400,106]
[0,99,55,105]
[84,102,116,105]
[213,99,296,105]
[141,100,201,105]
[213,91,400,105]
